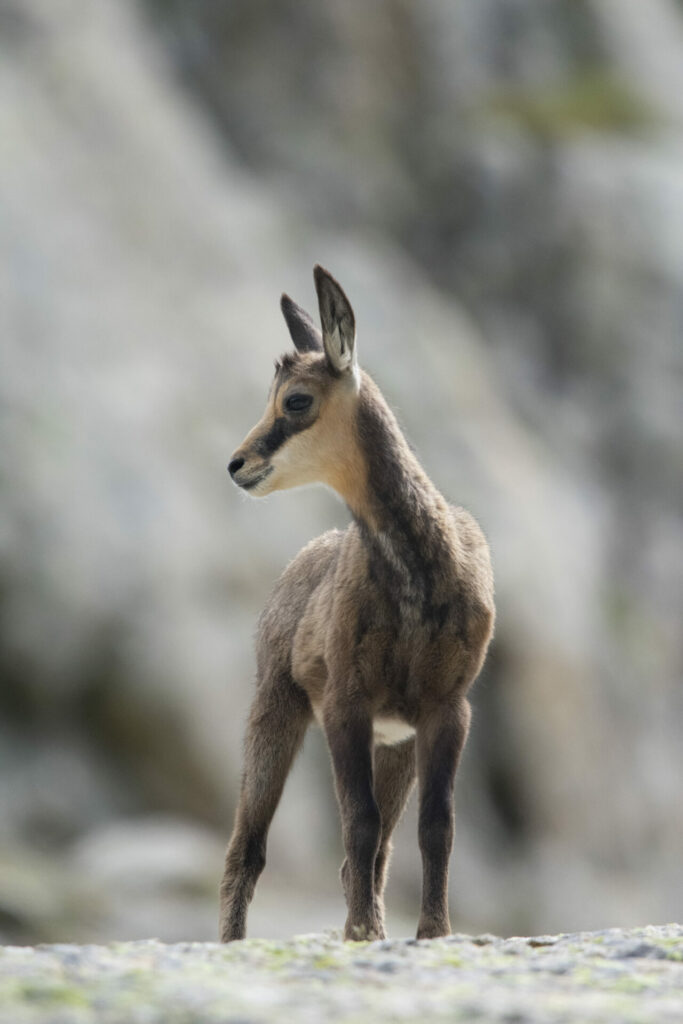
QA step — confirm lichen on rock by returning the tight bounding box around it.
[1,925,681,1024]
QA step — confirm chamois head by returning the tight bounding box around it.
[228,266,359,497]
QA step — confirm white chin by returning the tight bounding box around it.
[248,477,275,497]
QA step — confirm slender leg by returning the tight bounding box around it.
[219,675,311,941]
[325,705,382,940]
[374,738,416,928]
[341,738,416,935]
[416,699,471,940]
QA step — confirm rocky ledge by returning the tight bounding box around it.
[1,925,682,1023]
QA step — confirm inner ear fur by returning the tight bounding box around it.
[313,264,357,373]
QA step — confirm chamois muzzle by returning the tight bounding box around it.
[228,450,274,493]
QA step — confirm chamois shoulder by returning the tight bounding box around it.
[450,504,488,549]
[450,504,495,615]
[256,528,344,671]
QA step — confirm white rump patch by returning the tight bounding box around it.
[373,717,416,746]
[312,703,415,747]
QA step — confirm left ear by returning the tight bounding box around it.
[313,264,357,374]
[280,294,323,353]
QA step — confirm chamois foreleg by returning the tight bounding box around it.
[415,698,471,939]
[325,703,382,941]
[219,674,311,941]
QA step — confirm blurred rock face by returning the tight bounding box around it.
[0,0,681,941]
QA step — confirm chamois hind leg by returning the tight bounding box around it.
[325,703,382,941]
[219,673,311,942]
[341,738,416,935]
[415,698,471,940]
[374,739,417,929]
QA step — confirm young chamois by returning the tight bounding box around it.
[221,266,494,942]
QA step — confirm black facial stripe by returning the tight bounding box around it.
[256,414,314,457]
[256,416,290,456]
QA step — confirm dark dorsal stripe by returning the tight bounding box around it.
[355,386,458,627]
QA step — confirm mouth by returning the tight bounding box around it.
[237,466,274,492]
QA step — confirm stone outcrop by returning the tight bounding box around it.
[1,926,682,1023]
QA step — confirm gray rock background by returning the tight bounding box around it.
[0,0,681,943]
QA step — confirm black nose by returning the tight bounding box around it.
[228,457,245,478]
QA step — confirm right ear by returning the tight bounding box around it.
[313,265,357,374]
[280,294,323,353]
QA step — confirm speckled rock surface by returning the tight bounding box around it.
[1,925,681,1023]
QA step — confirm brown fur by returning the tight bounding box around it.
[221,266,494,941]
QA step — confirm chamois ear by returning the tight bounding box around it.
[280,294,323,353]
[313,264,357,374]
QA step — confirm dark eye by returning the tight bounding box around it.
[284,393,313,413]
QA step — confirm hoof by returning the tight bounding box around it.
[343,920,384,942]
[416,919,450,940]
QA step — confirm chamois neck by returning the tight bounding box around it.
[342,376,456,600]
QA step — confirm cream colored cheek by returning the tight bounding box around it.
[271,431,328,483]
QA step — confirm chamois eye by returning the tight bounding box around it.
[285,393,313,413]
